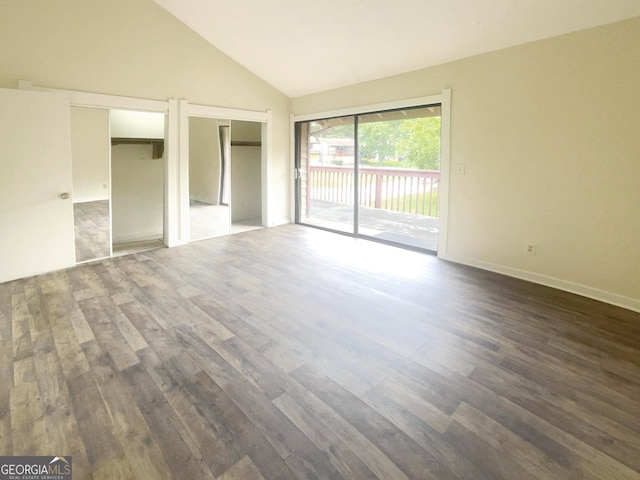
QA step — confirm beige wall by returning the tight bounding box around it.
[110,109,166,243]
[70,107,110,202]
[293,17,640,308]
[231,147,262,222]
[111,110,165,139]
[231,120,262,222]
[0,0,291,225]
[231,120,263,143]
[111,144,164,243]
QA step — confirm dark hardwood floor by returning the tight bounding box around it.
[2,224,640,479]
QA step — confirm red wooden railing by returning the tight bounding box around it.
[306,165,440,217]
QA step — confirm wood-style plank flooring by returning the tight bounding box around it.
[2,224,640,479]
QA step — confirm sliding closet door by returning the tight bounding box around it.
[188,116,230,241]
[0,88,75,282]
[70,106,111,262]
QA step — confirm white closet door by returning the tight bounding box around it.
[0,88,75,283]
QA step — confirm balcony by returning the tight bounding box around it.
[300,165,440,251]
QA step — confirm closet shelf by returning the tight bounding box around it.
[111,137,164,159]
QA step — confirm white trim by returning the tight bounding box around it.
[440,252,640,314]
[186,103,268,123]
[261,110,272,226]
[165,99,185,247]
[436,88,451,258]
[178,99,191,243]
[18,80,168,113]
[107,110,114,258]
[289,113,296,224]
[112,232,164,244]
[269,217,292,227]
[292,93,444,122]
[188,195,218,205]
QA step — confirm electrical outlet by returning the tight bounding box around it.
[525,243,537,255]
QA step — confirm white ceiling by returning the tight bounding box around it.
[154,0,640,98]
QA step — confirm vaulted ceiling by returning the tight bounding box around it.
[153,0,640,98]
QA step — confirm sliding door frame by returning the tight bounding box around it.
[292,89,451,257]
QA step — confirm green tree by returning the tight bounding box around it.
[358,120,402,164]
[397,117,441,170]
[309,114,441,170]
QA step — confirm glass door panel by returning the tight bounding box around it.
[70,106,111,263]
[296,105,441,252]
[357,105,441,251]
[297,116,355,234]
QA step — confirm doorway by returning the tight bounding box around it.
[110,109,166,256]
[229,120,263,233]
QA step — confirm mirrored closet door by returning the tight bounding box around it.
[187,116,264,242]
[70,106,111,263]
[188,117,231,241]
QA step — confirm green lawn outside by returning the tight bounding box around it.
[362,190,439,217]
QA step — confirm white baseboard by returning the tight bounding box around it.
[165,237,189,248]
[189,195,218,205]
[113,232,163,244]
[268,218,292,227]
[74,196,109,203]
[438,252,640,314]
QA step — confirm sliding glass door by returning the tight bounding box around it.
[296,104,441,252]
[357,106,441,250]
[296,116,355,234]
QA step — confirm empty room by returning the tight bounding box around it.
[1,1,640,479]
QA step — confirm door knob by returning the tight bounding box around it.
[60,193,70,199]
